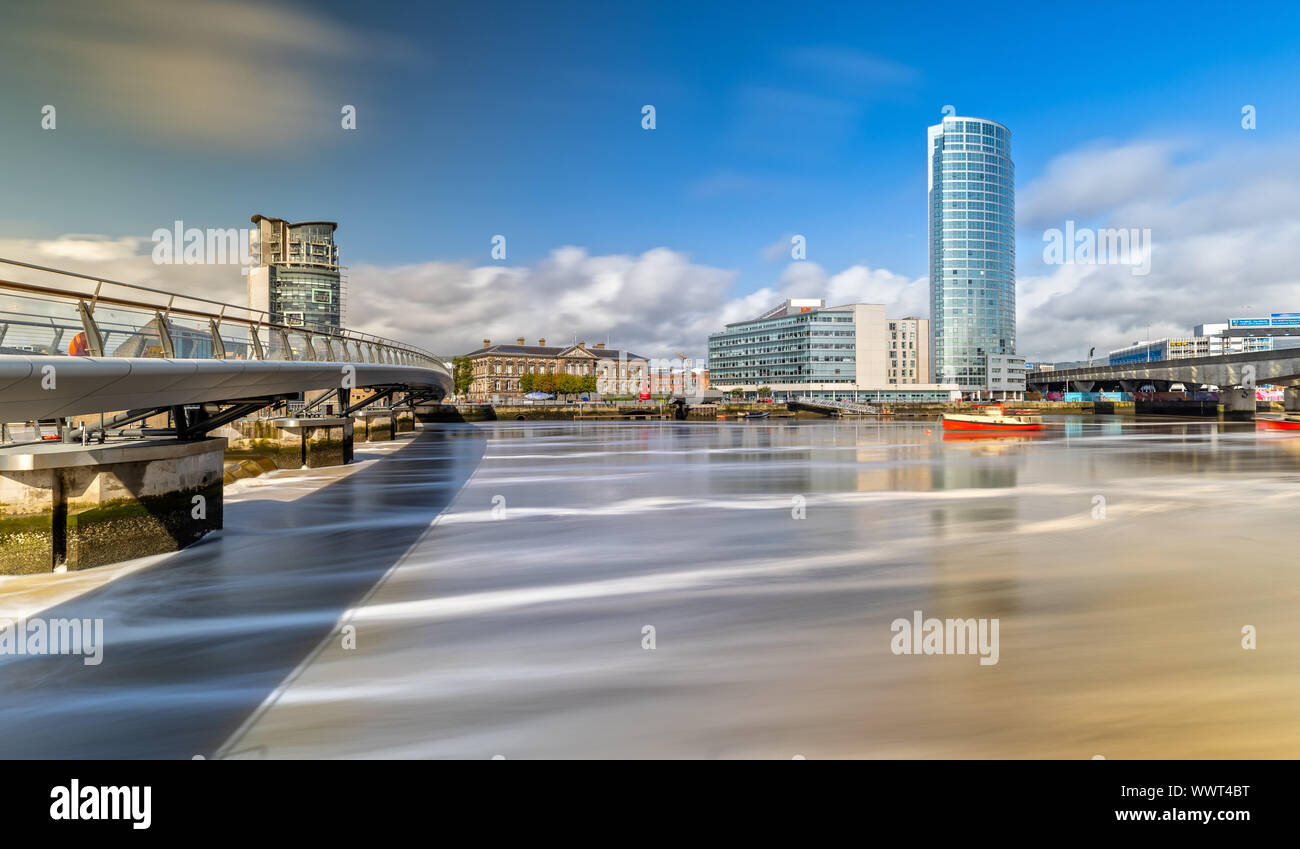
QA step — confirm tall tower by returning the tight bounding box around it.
[927,115,1015,396]
[247,215,343,330]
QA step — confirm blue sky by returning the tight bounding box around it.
[2,0,1300,359]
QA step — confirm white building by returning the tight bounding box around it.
[707,299,960,403]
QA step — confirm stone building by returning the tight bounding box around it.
[465,338,650,401]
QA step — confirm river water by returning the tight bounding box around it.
[2,417,1298,758]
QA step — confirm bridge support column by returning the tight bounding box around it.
[353,409,394,442]
[1219,387,1255,421]
[395,409,415,434]
[1285,388,1300,412]
[217,417,354,469]
[0,438,224,574]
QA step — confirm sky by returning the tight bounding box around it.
[2,0,1299,362]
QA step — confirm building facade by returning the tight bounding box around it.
[247,215,343,330]
[648,364,709,395]
[928,115,1016,396]
[986,353,1027,397]
[465,338,649,401]
[1109,316,1300,365]
[707,299,957,403]
[888,318,930,385]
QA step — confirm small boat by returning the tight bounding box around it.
[1256,413,1300,431]
[942,403,1043,432]
[741,411,769,419]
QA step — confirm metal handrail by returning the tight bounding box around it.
[0,256,440,365]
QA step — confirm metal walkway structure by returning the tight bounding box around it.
[789,396,881,416]
[0,257,451,431]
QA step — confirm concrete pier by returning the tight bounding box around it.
[353,410,394,442]
[218,417,354,469]
[1219,387,1256,421]
[0,438,224,574]
[1285,387,1300,412]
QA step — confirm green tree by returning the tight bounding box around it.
[556,374,583,395]
[519,373,535,393]
[453,356,473,396]
[580,375,597,394]
[729,388,744,398]
[534,373,557,394]
[757,385,771,397]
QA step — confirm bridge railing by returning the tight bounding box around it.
[0,257,440,369]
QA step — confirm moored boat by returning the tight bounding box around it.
[941,403,1043,432]
[1256,413,1300,431]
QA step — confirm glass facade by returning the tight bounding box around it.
[708,306,857,385]
[928,117,1015,393]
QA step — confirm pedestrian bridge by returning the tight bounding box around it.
[0,257,451,431]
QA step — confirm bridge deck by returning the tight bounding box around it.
[0,355,451,422]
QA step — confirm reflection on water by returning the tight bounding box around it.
[214,417,1300,759]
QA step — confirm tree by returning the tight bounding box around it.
[579,375,597,394]
[556,374,583,395]
[453,356,473,396]
[757,385,771,397]
[519,373,534,393]
[533,373,558,394]
[729,388,744,397]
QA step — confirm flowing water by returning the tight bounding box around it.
[2,418,1298,759]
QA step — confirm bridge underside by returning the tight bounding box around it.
[0,355,451,423]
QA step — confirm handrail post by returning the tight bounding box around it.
[250,325,266,360]
[209,319,227,360]
[154,311,175,357]
[278,328,293,361]
[77,300,105,356]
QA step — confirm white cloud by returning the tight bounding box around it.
[1015,137,1300,362]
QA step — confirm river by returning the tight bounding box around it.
[2,417,1297,758]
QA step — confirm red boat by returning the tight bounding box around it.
[1256,414,1300,431]
[941,403,1044,432]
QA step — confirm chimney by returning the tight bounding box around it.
[594,342,605,349]
[578,340,586,349]
[482,338,491,348]
[516,337,525,345]
[538,338,546,346]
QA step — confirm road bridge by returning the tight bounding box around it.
[1028,348,1300,398]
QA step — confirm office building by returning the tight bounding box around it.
[707,299,958,403]
[927,115,1016,396]
[247,215,343,329]
[1109,315,1300,365]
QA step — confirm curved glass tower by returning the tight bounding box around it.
[927,116,1015,395]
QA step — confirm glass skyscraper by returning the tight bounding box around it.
[927,116,1015,395]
